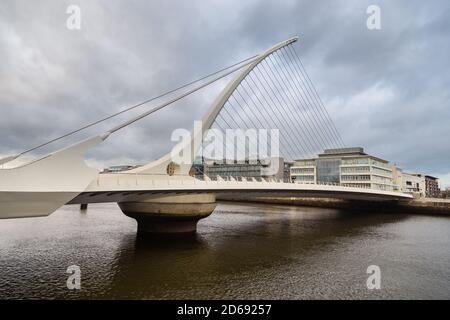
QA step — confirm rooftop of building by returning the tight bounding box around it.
[294,147,389,164]
[292,158,317,162]
[320,147,366,156]
[203,157,283,166]
[392,170,438,181]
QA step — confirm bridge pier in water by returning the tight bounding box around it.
[118,194,216,234]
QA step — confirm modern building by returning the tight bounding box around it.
[290,158,316,184]
[425,175,440,198]
[291,147,393,191]
[391,164,403,192]
[401,172,426,197]
[203,157,285,181]
[391,166,440,198]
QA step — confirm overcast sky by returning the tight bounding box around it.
[1,0,449,186]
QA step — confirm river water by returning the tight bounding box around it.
[0,202,449,299]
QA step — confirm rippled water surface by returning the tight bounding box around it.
[0,202,449,299]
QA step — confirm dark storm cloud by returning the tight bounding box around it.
[1,0,449,185]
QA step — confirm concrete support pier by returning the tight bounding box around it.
[118,194,216,234]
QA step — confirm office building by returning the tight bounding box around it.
[425,175,440,198]
[203,157,285,181]
[291,147,393,191]
[391,164,403,192]
[401,172,426,197]
[391,166,440,198]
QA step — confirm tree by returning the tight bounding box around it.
[441,188,450,199]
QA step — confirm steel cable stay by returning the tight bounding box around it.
[199,116,249,179]
[241,76,311,159]
[215,113,247,160]
[238,80,299,158]
[266,54,326,153]
[275,49,338,150]
[0,54,259,165]
[208,78,297,162]
[260,58,319,157]
[249,67,312,158]
[223,99,262,159]
[233,86,298,161]
[284,50,342,149]
[217,103,250,158]
[288,46,345,147]
[281,47,340,149]
[260,57,320,155]
[225,94,264,158]
[229,92,291,161]
[249,64,315,158]
[279,48,340,148]
[286,46,343,146]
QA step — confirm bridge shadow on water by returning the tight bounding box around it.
[95,202,411,299]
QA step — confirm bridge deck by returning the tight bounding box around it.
[68,174,413,205]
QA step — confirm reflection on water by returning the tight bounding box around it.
[0,202,449,299]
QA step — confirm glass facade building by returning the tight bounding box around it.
[316,158,341,184]
[290,147,394,191]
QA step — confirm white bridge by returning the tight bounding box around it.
[0,36,412,233]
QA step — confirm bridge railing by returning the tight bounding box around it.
[95,172,384,192]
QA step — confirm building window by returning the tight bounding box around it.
[316,158,341,184]
[291,168,314,174]
[296,175,315,181]
[342,158,369,165]
[341,175,370,181]
[341,166,370,173]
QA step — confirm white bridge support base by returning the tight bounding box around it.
[118,194,216,234]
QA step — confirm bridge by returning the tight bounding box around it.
[0,36,413,233]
